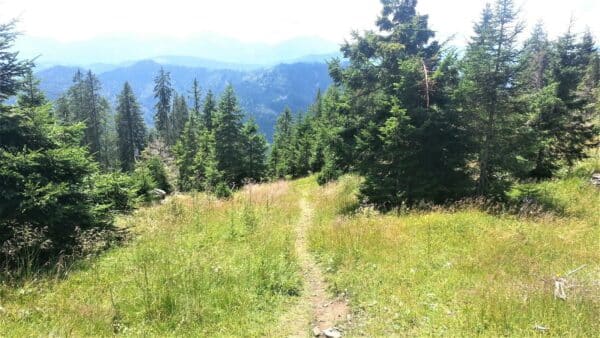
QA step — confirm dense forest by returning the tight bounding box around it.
[1,0,598,274]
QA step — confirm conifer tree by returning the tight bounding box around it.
[170,92,189,143]
[190,78,202,118]
[328,0,472,207]
[0,20,30,104]
[17,68,46,109]
[269,107,294,178]
[462,0,526,195]
[153,67,173,142]
[241,118,268,182]
[82,70,111,167]
[116,82,146,172]
[213,85,245,186]
[202,90,216,131]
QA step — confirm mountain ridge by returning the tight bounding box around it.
[36,58,334,139]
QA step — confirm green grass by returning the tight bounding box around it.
[1,165,598,337]
[307,175,599,336]
[0,181,302,336]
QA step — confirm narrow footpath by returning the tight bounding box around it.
[279,194,349,338]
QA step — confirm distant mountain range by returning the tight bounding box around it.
[35,59,334,139]
[17,34,342,69]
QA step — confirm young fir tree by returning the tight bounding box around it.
[202,89,216,131]
[17,68,47,109]
[548,25,597,168]
[153,67,173,143]
[289,113,313,177]
[213,85,245,186]
[170,92,189,144]
[82,70,112,168]
[0,20,30,104]
[189,78,202,118]
[175,84,202,191]
[269,107,294,178]
[115,82,146,172]
[240,118,268,182]
[462,0,526,196]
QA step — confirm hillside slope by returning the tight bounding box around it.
[36,61,332,139]
[1,172,598,336]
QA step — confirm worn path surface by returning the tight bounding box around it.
[278,193,349,338]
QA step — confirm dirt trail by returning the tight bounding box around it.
[279,195,349,337]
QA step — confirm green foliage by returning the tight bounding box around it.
[153,67,173,143]
[0,20,31,102]
[17,69,47,109]
[0,105,115,269]
[241,118,268,182]
[308,174,599,336]
[90,172,136,213]
[144,155,172,194]
[55,70,115,169]
[213,85,246,187]
[115,82,146,172]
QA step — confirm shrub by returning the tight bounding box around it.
[0,106,116,273]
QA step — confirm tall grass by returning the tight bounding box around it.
[307,175,600,336]
[0,181,302,336]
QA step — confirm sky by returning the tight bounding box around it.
[1,0,598,45]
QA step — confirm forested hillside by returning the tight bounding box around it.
[36,60,332,139]
[0,0,598,336]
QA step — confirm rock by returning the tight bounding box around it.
[151,188,167,200]
[322,327,342,338]
[591,173,600,186]
[312,326,321,336]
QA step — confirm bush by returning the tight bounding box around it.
[91,172,136,213]
[213,181,232,199]
[145,155,172,193]
[0,106,117,273]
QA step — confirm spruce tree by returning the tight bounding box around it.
[170,92,189,143]
[0,20,30,103]
[153,67,173,142]
[213,85,245,186]
[17,68,46,109]
[190,78,202,118]
[116,82,146,172]
[269,107,294,178]
[462,0,526,195]
[202,90,216,131]
[241,118,268,182]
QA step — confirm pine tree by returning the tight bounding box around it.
[202,89,216,131]
[82,70,111,167]
[518,22,551,91]
[170,92,189,143]
[190,78,202,118]
[17,68,46,109]
[462,0,526,196]
[269,107,294,178]
[327,0,472,207]
[241,118,268,182]
[116,82,146,172]
[0,20,30,104]
[213,85,245,186]
[153,67,173,142]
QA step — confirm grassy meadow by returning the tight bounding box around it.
[0,181,303,336]
[307,171,599,336]
[1,161,598,337]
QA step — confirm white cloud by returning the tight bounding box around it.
[0,0,598,44]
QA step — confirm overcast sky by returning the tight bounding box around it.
[1,0,598,44]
